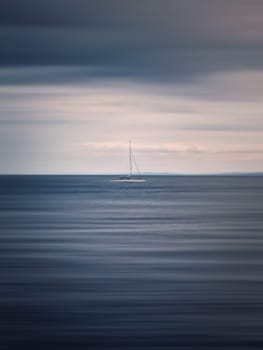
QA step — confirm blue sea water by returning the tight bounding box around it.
[0,175,263,349]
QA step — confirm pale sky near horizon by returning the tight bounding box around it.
[1,0,263,174]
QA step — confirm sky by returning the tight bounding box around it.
[1,0,263,174]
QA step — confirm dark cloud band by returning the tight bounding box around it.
[1,0,263,82]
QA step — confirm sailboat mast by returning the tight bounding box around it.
[129,140,132,176]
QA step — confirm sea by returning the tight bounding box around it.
[1,175,263,349]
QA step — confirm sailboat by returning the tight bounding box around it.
[111,141,146,182]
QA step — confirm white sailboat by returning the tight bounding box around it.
[111,141,146,183]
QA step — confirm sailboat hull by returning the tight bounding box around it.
[111,178,146,183]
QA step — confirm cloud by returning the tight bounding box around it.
[0,1,263,82]
[1,69,263,130]
[76,142,205,155]
[76,141,263,156]
[0,68,262,174]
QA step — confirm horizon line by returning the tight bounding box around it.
[1,172,263,176]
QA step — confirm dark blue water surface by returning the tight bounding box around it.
[1,175,263,349]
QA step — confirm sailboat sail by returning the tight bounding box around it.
[111,141,146,182]
[129,140,132,177]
